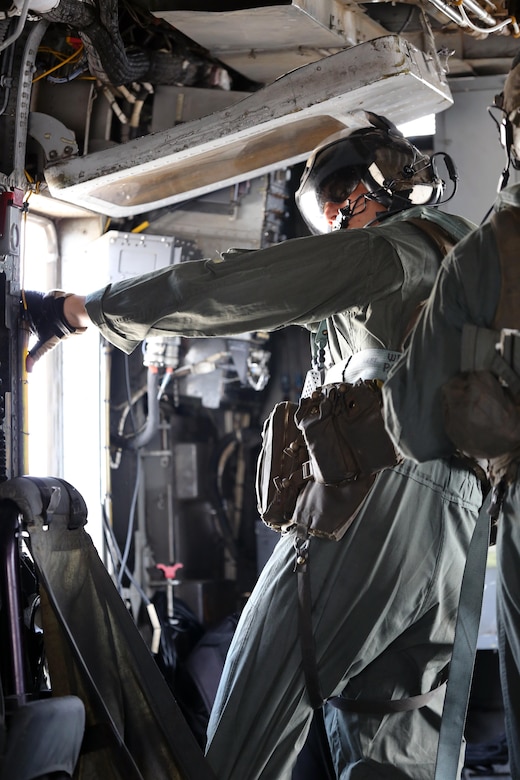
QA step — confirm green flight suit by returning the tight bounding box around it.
[85,206,482,780]
[383,184,520,779]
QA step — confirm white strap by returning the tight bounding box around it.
[324,349,402,384]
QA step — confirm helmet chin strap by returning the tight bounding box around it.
[335,204,388,230]
[334,188,389,230]
[334,191,376,230]
[334,211,349,230]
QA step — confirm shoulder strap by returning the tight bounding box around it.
[399,218,458,349]
[490,206,520,331]
[405,217,457,257]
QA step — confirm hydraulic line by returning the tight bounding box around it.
[427,0,519,36]
[41,0,218,87]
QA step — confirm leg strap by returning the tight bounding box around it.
[295,531,323,710]
[328,669,448,714]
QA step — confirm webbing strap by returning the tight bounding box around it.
[405,217,457,257]
[295,532,324,710]
[324,349,402,384]
[490,206,520,332]
[433,491,493,780]
[329,674,447,714]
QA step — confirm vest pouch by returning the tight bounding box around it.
[292,476,376,541]
[295,381,398,485]
[442,370,520,460]
[255,401,309,532]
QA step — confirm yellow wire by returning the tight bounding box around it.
[33,43,85,83]
[38,44,84,61]
[131,221,149,234]
[38,46,69,57]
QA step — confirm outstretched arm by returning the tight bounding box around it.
[24,227,398,368]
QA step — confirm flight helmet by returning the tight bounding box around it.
[295,112,445,233]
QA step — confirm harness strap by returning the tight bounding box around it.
[295,528,324,710]
[328,669,448,714]
[433,491,493,780]
[490,206,520,331]
[405,216,458,257]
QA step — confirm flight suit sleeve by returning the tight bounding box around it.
[85,228,403,354]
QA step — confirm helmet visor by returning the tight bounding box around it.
[296,165,364,234]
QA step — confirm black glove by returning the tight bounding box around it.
[21,290,84,369]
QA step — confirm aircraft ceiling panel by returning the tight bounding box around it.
[152,0,389,82]
[43,35,452,217]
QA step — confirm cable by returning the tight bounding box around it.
[33,42,84,83]
[46,65,89,84]
[0,0,30,54]
[102,503,150,604]
[116,354,142,589]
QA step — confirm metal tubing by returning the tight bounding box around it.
[0,501,27,704]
